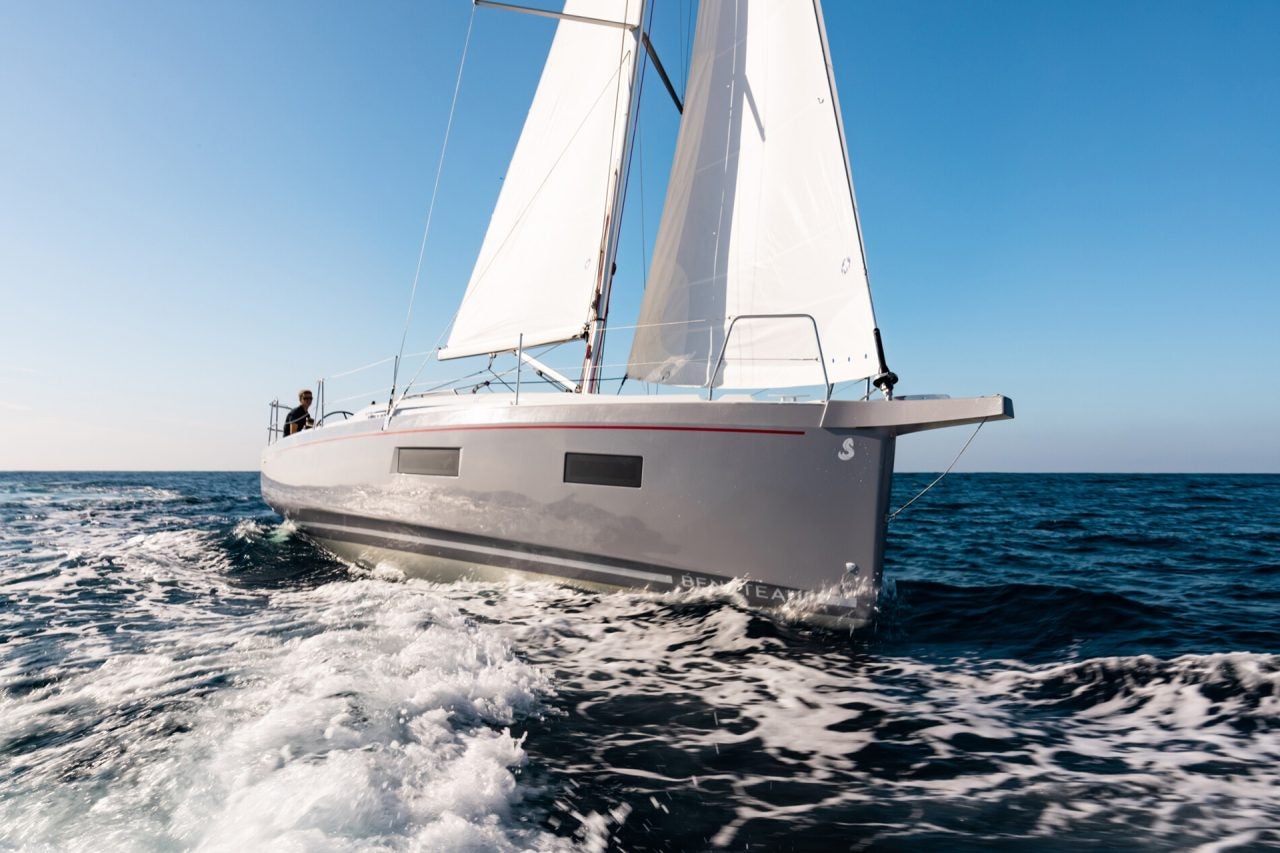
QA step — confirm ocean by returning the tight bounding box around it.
[1,472,1277,851]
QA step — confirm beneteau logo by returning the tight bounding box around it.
[679,574,794,603]
[837,438,856,461]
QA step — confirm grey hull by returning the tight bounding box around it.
[260,393,1012,629]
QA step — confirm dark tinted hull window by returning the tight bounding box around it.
[396,447,461,477]
[564,452,643,488]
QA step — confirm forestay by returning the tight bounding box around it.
[440,0,642,361]
[628,0,881,389]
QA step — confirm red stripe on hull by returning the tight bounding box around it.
[280,421,807,451]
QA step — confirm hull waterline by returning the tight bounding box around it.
[261,393,1011,629]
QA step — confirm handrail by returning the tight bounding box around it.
[295,316,838,435]
[707,314,831,401]
[266,399,294,444]
[266,398,280,444]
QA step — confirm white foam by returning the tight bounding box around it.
[231,518,269,542]
[441,585,1280,848]
[6,483,1278,849]
[0,576,564,851]
[268,519,299,544]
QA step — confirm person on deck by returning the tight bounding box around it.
[284,389,314,436]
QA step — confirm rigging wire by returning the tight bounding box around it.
[887,419,988,524]
[617,118,647,398]
[328,350,433,380]
[389,3,477,402]
[401,5,655,403]
[397,337,569,408]
[681,0,691,97]
[637,92,648,293]
[388,310,464,414]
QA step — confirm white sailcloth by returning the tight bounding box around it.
[627,0,880,389]
[441,0,642,361]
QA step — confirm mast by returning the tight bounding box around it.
[581,0,649,394]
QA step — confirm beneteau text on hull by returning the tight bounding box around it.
[261,0,1013,629]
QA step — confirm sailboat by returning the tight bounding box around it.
[260,0,1013,629]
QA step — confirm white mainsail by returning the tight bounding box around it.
[627,0,881,389]
[440,0,642,361]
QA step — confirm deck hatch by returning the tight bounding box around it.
[396,447,461,477]
[564,452,643,488]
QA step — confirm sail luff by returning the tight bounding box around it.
[811,0,877,324]
[626,0,882,390]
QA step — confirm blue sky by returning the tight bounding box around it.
[1,0,1277,471]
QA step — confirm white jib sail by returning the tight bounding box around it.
[627,0,880,389]
[440,0,643,361]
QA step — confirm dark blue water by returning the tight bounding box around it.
[2,472,1277,850]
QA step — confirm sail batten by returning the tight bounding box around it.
[440,0,642,362]
[627,0,881,389]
